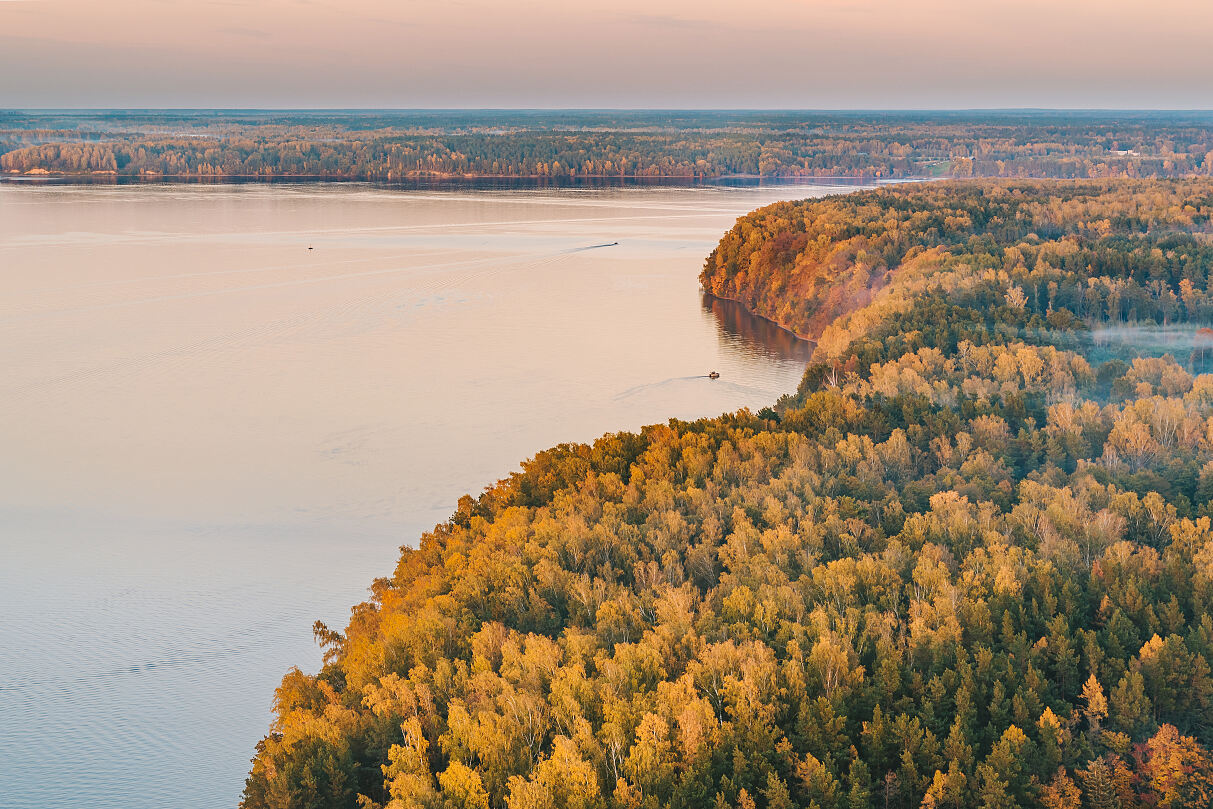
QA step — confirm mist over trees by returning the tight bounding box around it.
[240,179,1213,809]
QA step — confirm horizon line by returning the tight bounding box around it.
[5,106,1213,114]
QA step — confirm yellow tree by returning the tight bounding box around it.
[1081,674,1108,736]
[505,737,600,809]
[383,717,438,809]
[437,762,490,809]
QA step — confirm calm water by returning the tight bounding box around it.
[0,181,856,808]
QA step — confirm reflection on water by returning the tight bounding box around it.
[3,174,876,193]
[0,180,863,809]
[702,293,816,364]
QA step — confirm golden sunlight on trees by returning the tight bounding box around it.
[244,180,1213,809]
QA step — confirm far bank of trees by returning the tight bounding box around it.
[3,111,1213,180]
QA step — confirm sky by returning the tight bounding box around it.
[1,0,1212,109]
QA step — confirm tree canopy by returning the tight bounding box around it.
[245,179,1213,809]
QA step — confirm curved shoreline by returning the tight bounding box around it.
[700,290,818,344]
[243,179,1213,809]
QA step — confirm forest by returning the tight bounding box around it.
[3,110,1213,181]
[244,179,1213,809]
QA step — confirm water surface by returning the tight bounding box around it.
[0,181,856,808]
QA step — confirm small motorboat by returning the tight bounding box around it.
[708,371,720,379]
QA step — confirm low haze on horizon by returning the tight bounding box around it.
[3,0,1212,109]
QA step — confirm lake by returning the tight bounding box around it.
[0,180,860,808]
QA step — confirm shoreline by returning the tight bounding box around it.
[0,171,903,186]
[701,290,818,344]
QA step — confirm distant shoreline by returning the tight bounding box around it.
[0,172,888,188]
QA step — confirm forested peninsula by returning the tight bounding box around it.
[245,180,1213,809]
[3,111,1213,181]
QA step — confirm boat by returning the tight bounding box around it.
[708,371,720,379]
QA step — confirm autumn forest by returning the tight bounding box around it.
[237,179,1213,809]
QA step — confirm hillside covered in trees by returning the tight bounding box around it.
[3,110,1213,181]
[701,180,1213,340]
[245,180,1213,809]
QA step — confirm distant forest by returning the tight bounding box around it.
[2,110,1213,181]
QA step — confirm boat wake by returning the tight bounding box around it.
[613,373,775,401]
[564,241,619,252]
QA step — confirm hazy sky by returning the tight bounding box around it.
[2,0,1211,108]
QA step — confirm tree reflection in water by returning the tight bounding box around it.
[701,292,816,364]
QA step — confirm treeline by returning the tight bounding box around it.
[702,180,1213,340]
[3,111,1213,180]
[243,179,1213,809]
